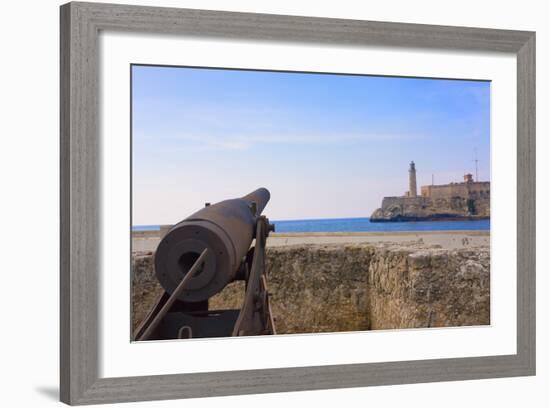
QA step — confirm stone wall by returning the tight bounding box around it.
[372,196,490,221]
[132,243,490,334]
[367,246,490,329]
[421,181,490,200]
[371,181,490,222]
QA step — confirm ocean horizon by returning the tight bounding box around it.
[132,217,490,233]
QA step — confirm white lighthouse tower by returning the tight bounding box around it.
[409,161,417,197]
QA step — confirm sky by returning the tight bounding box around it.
[132,65,490,225]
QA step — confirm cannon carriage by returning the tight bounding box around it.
[134,188,276,340]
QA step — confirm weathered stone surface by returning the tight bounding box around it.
[370,195,490,222]
[131,243,490,334]
[131,252,162,331]
[368,247,490,329]
[265,245,371,334]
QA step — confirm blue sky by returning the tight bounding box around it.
[132,65,490,225]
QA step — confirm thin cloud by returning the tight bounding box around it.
[156,130,424,151]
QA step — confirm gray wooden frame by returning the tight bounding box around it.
[60,1,536,405]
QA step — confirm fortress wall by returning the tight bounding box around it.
[423,184,469,199]
[381,196,429,210]
[380,196,433,216]
[372,192,489,220]
[384,182,490,208]
[472,197,491,215]
[367,246,490,329]
[421,182,490,200]
[132,243,490,334]
[381,197,405,208]
[466,182,491,198]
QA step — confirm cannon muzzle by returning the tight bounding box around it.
[154,188,270,302]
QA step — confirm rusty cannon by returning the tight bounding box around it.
[134,188,276,341]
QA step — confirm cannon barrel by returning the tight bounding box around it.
[154,188,270,302]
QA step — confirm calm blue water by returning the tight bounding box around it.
[132,225,161,231]
[133,217,489,233]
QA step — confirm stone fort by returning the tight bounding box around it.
[370,161,490,222]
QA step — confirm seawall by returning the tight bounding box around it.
[132,241,490,334]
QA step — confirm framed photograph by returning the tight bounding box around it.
[60,1,535,405]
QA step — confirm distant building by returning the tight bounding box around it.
[370,162,490,222]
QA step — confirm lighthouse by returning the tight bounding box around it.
[409,161,417,197]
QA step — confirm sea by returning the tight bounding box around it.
[132,217,490,233]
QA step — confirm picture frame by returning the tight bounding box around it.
[60,1,535,405]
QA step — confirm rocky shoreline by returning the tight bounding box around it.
[370,214,490,222]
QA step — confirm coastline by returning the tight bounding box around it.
[132,230,489,253]
[369,215,490,222]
